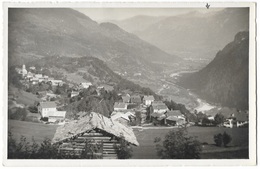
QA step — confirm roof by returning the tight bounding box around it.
[111,112,130,121]
[130,95,142,103]
[151,112,165,118]
[48,111,66,118]
[122,95,130,102]
[166,110,183,117]
[153,104,168,110]
[143,95,155,101]
[234,112,248,121]
[114,102,127,109]
[166,116,185,122]
[52,112,139,146]
[39,102,56,108]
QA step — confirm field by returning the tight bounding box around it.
[132,126,249,159]
[8,120,249,159]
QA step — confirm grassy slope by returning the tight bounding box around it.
[9,87,41,106]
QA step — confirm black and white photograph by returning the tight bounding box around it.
[2,1,257,167]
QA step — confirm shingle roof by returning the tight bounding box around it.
[234,112,248,122]
[114,102,127,109]
[143,95,155,101]
[39,102,56,108]
[52,112,139,146]
[166,110,183,117]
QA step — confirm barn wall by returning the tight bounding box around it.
[58,130,120,159]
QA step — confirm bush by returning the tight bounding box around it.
[214,133,223,147]
[114,137,133,159]
[223,132,232,147]
[214,132,232,147]
[154,128,202,159]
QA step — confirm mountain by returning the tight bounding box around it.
[121,8,249,60]
[179,31,249,110]
[110,15,166,34]
[8,8,179,75]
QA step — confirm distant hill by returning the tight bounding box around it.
[27,56,162,100]
[110,15,166,34]
[116,8,249,60]
[179,31,249,110]
[8,8,180,74]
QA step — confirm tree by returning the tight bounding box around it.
[214,113,225,125]
[154,128,202,159]
[114,137,133,159]
[222,132,232,147]
[214,133,223,147]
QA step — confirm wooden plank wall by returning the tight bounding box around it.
[59,130,119,159]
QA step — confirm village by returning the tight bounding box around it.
[8,64,249,159]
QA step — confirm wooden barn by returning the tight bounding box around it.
[52,112,139,159]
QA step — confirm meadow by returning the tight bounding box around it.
[8,120,249,159]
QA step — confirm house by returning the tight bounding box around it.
[165,110,186,126]
[38,102,57,118]
[151,101,168,114]
[235,111,248,127]
[80,82,92,89]
[114,102,128,111]
[151,112,166,125]
[143,95,155,106]
[49,80,64,86]
[121,94,131,103]
[223,111,249,128]
[31,77,39,85]
[34,74,43,79]
[52,112,139,159]
[71,91,79,98]
[48,111,66,123]
[37,101,66,123]
[130,95,142,104]
[29,66,36,70]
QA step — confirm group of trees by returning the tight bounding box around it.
[154,128,202,159]
[214,132,232,147]
[164,100,197,122]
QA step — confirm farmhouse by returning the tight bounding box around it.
[71,91,79,98]
[38,101,66,122]
[130,95,142,104]
[165,110,186,126]
[80,82,92,89]
[121,94,131,103]
[114,102,128,111]
[49,80,64,86]
[151,101,168,114]
[52,112,139,159]
[38,101,57,118]
[143,95,155,106]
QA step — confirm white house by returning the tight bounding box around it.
[38,102,57,118]
[38,101,66,123]
[80,82,92,89]
[143,95,155,106]
[49,80,64,86]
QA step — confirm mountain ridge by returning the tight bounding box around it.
[179,31,249,110]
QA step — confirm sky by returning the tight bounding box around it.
[74,8,223,22]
